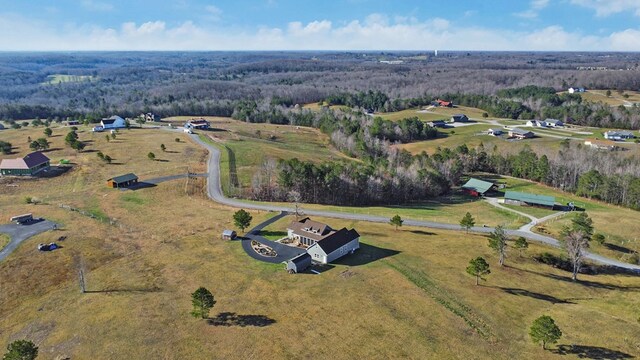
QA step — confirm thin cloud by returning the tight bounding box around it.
[514,0,550,19]
[0,14,639,51]
[571,0,640,16]
[81,0,114,12]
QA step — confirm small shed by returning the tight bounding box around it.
[107,173,139,188]
[285,253,312,274]
[222,229,237,240]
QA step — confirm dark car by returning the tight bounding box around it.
[37,243,59,251]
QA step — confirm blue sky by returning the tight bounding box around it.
[1,0,640,50]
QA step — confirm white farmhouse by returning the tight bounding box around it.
[100,116,126,130]
[287,218,360,264]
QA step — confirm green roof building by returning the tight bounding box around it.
[461,178,496,196]
[504,191,555,208]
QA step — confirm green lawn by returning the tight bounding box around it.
[0,234,9,250]
[44,74,96,85]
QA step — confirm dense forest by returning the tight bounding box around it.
[1,51,640,124]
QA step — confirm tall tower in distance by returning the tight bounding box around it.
[435,50,438,57]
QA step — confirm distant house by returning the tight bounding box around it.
[568,87,586,94]
[603,130,635,141]
[67,120,80,126]
[0,151,50,176]
[435,99,453,107]
[544,119,564,127]
[488,128,503,136]
[450,114,469,123]
[222,229,237,240]
[101,116,126,130]
[429,120,447,128]
[287,218,360,264]
[504,191,555,209]
[185,118,210,130]
[106,173,139,188]
[584,139,619,151]
[526,120,545,127]
[461,178,497,197]
[284,253,312,273]
[142,112,161,122]
[509,128,535,139]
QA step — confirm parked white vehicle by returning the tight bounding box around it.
[184,127,193,134]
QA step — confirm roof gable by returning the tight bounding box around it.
[108,173,138,184]
[462,178,495,194]
[316,228,360,254]
[505,191,555,207]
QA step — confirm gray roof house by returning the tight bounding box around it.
[509,128,535,139]
[603,130,635,141]
[101,115,126,129]
[287,218,360,264]
[450,114,469,123]
[544,119,564,127]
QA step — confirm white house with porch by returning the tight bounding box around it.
[287,218,360,264]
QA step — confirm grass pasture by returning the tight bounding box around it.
[568,89,640,107]
[0,124,639,358]
[376,105,490,122]
[44,74,96,85]
[0,233,9,250]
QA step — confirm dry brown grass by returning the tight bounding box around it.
[0,125,639,359]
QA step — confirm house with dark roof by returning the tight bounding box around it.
[450,114,469,123]
[0,151,50,176]
[544,119,564,127]
[100,116,126,129]
[509,128,535,139]
[504,191,555,209]
[141,112,161,122]
[603,130,635,141]
[488,128,503,136]
[287,218,360,264]
[185,118,210,130]
[461,178,497,197]
[106,173,139,188]
[429,120,447,128]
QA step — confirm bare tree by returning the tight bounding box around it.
[564,230,589,281]
[288,190,304,220]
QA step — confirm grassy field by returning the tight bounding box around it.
[44,74,97,85]
[0,233,8,250]
[242,195,529,230]
[0,125,639,358]
[376,105,490,122]
[566,89,640,107]
[475,174,640,262]
[501,204,557,219]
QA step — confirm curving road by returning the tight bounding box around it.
[189,133,640,271]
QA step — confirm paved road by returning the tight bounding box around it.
[240,211,306,264]
[0,220,58,261]
[190,133,640,271]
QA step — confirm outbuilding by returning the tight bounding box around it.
[488,128,503,136]
[222,229,237,240]
[0,151,50,176]
[284,253,312,273]
[106,173,139,188]
[461,178,497,197]
[504,191,555,209]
